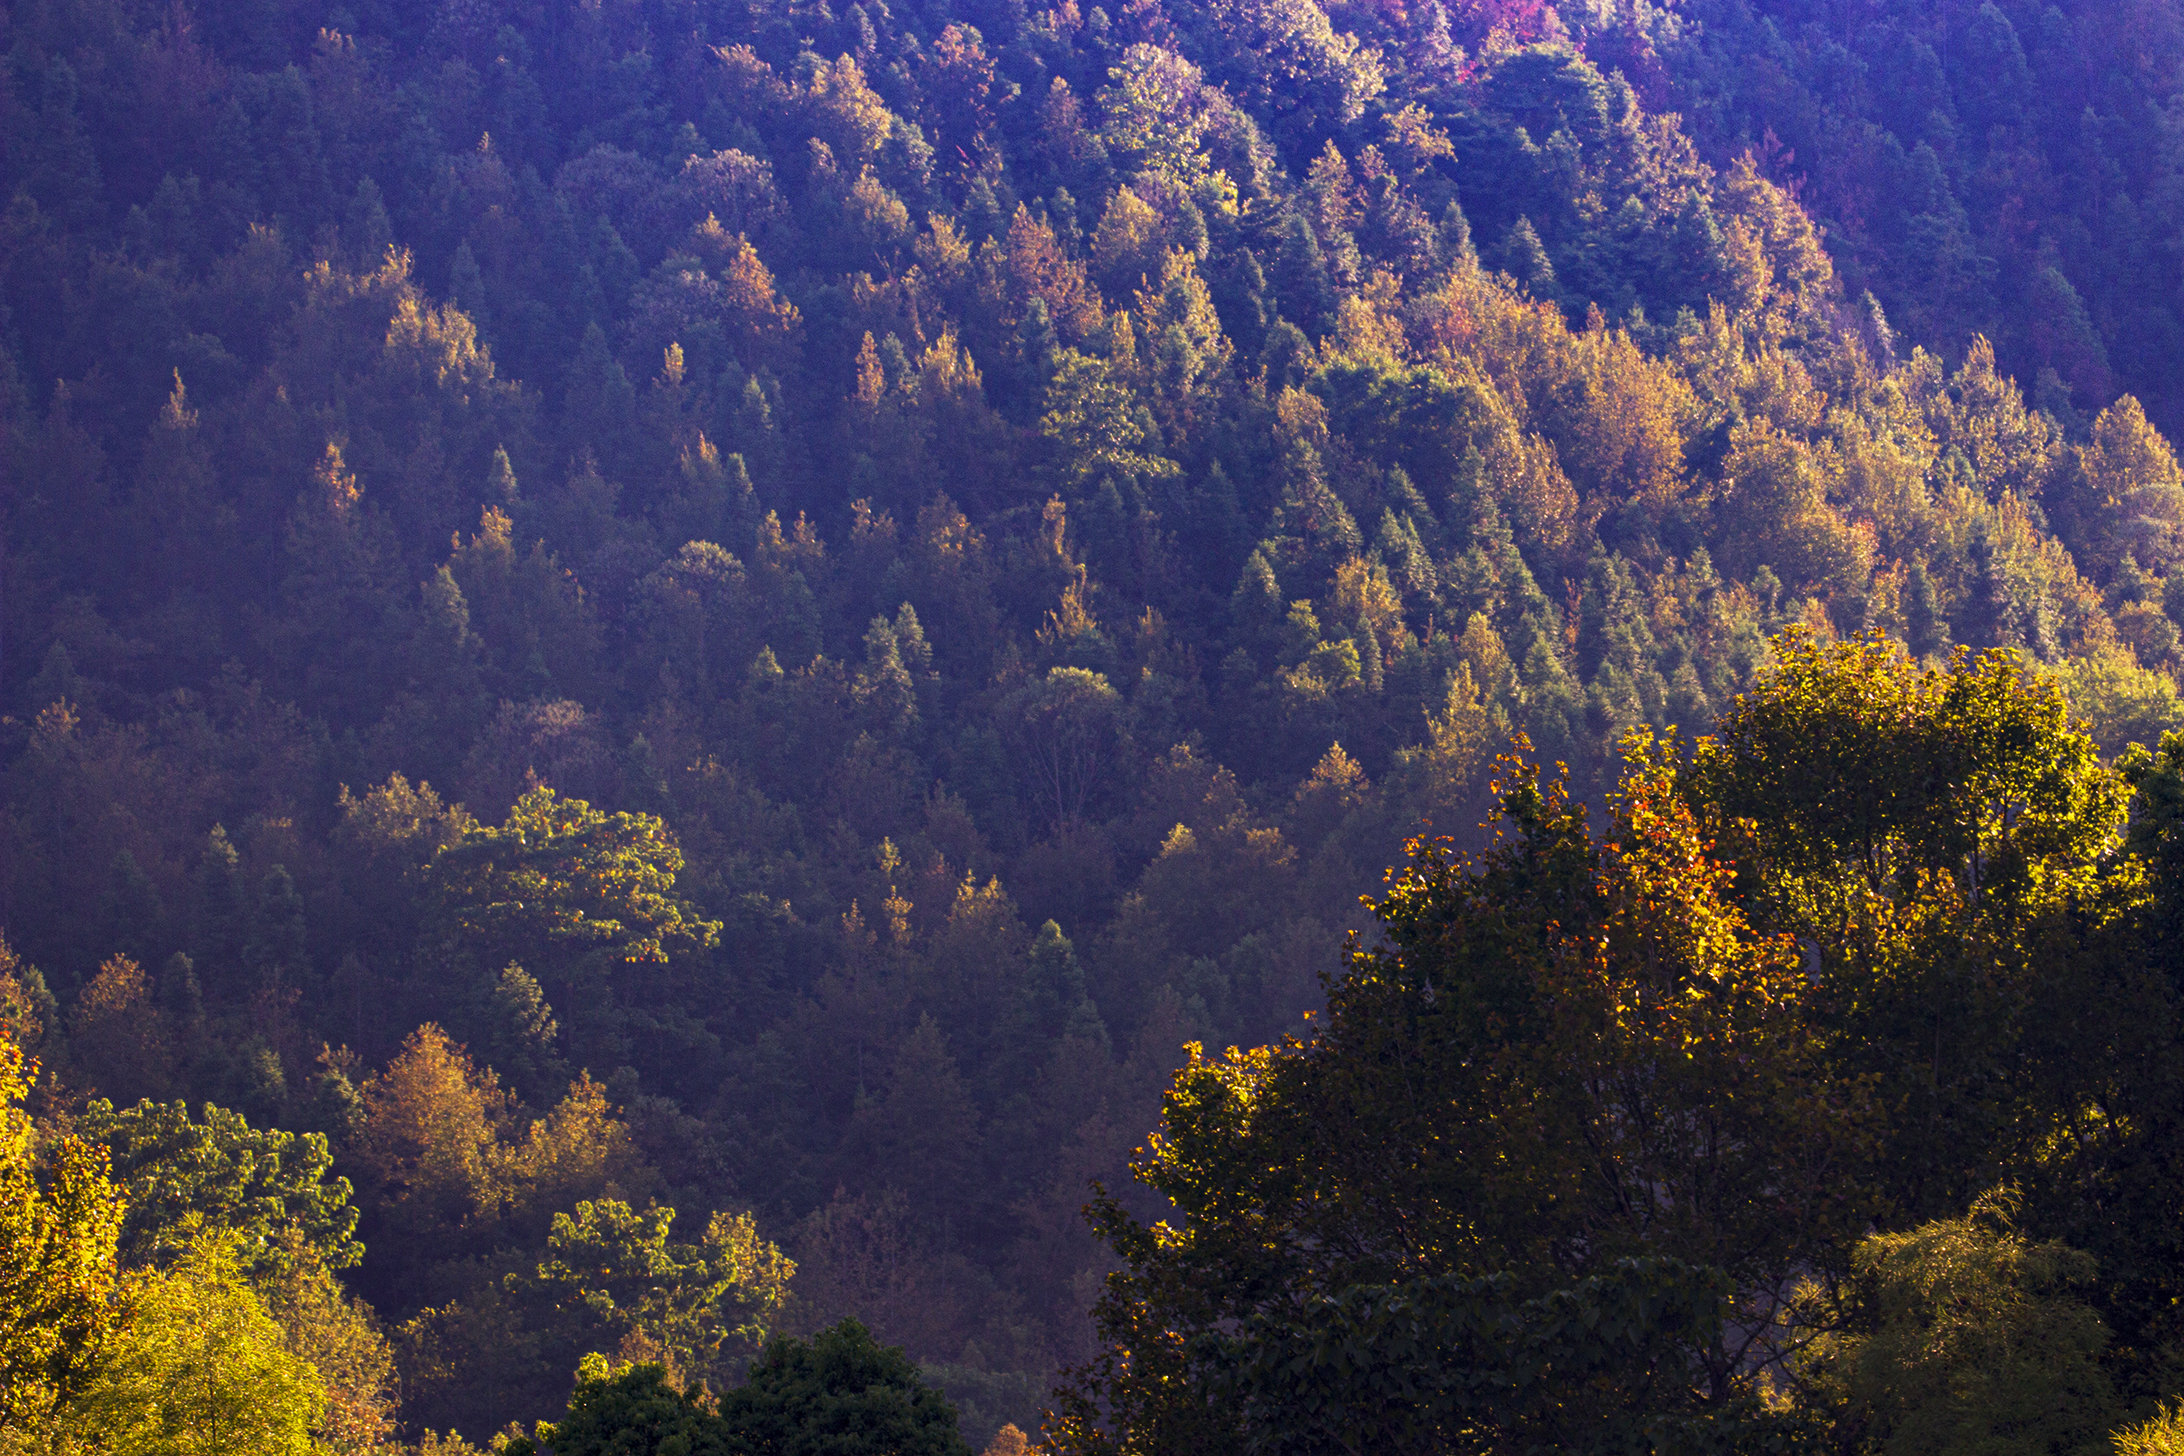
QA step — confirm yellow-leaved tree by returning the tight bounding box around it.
[0,978,123,1445]
[70,1235,326,1456]
[1793,1190,2120,1456]
[1,950,368,1456]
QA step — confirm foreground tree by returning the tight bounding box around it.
[1685,631,2130,1226]
[0,1021,123,1436]
[69,1235,326,1456]
[80,1097,362,1273]
[1793,1190,2120,1456]
[1052,634,2150,1455]
[1051,733,1852,1453]
[519,1320,970,1456]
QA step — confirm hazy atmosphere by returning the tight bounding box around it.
[9,0,2184,1451]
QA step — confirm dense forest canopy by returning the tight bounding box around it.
[9,0,2184,1449]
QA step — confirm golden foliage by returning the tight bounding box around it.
[72,1237,325,1456]
[1001,205,1104,340]
[0,1022,123,1432]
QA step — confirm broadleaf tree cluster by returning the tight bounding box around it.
[8,0,2184,1447]
[1055,635,2184,1452]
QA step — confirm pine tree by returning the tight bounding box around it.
[484,964,565,1104]
[1906,557,1947,659]
[189,827,246,994]
[1232,547,1286,659]
[849,1016,982,1241]
[1504,216,1557,298]
[450,242,488,327]
[25,58,103,227]
[1028,919,1105,1049]
[243,865,309,996]
[566,322,640,472]
[345,178,395,269]
[1272,214,1335,333]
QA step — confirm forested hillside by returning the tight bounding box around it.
[1665,0,2184,438]
[7,0,2184,1448]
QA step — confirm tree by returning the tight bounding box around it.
[1053,733,1854,1454]
[1688,631,2123,915]
[715,1321,972,1456]
[1711,417,1869,602]
[425,786,722,991]
[842,1015,982,1229]
[1090,188,1166,299]
[1199,0,1385,136]
[349,1024,510,1294]
[1685,631,2128,1220]
[494,1073,647,1234]
[442,507,604,710]
[718,233,803,372]
[0,1023,123,1433]
[254,1231,400,1456]
[79,1096,362,1274]
[923,24,1002,167]
[1503,215,1555,298]
[520,1322,970,1456]
[1097,47,1220,188]
[2117,1405,2184,1456]
[1193,1257,1765,1456]
[1793,1190,2120,1456]
[1001,668,1130,826]
[2073,396,2184,579]
[485,963,568,1104]
[533,1198,794,1391]
[1396,664,1497,819]
[70,1235,325,1456]
[69,955,174,1104]
[1136,250,1232,430]
[515,1358,732,1456]
[1000,206,1105,342]
[1039,351,1176,490]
